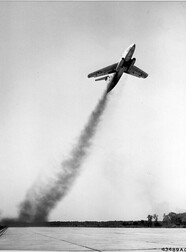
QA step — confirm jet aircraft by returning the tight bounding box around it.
[88,44,148,93]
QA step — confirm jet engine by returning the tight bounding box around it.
[95,75,110,82]
[128,58,136,71]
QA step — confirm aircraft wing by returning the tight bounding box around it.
[127,65,148,78]
[88,62,118,78]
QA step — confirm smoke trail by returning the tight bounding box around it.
[18,91,108,222]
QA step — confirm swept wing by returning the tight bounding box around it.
[88,63,118,78]
[127,65,148,78]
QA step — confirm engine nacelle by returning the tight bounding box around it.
[128,58,136,71]
[95,75,110,82]
[131,58,136,66]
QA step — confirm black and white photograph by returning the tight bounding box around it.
[0,1,186,251]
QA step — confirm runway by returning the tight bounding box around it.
[0,227,186,251]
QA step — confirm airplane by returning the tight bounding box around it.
[88,44,148,93]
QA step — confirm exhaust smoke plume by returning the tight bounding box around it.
[18,91,108,222]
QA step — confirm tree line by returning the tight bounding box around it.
[1,212,186,228]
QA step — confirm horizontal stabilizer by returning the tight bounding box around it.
[127,65,148,78]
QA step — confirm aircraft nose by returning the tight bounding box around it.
[122,43,136,59]
[131,43,136,49]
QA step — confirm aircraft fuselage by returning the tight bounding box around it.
[106,44,136,93]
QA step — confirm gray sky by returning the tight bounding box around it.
[1,2,186,221]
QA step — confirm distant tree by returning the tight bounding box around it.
[163,213,170,224]
[147,214,153,226]
[153,214,158,222]
[167,212,177,223]
[147,215,153,222]
[163,212,181,226]
[163,212,186,227]
[182,216,186,225]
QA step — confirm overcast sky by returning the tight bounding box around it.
[1,2,186,221]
